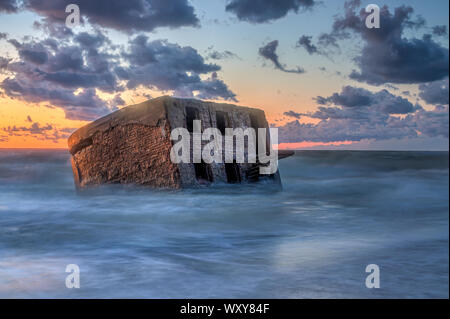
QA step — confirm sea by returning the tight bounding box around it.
[0,149,448,298]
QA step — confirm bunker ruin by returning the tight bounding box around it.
[68,96,292,189]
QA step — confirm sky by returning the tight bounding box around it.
[0,0,448,150]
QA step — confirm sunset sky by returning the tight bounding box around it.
[0,0,448,150]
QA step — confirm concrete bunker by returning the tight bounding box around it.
[68,96,293,189]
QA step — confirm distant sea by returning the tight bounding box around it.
[0,149,448,298]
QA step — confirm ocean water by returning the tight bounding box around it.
[0,149,448,298]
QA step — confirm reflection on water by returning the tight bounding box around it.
[0,149,448,298]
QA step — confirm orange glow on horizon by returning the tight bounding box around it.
[0,94,342,149]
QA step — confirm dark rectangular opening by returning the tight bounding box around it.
[250,113,259,130]
[265,128,271,156]
[216,111,228,135]
[194,162,213,183]
[186,107,199,133]
[250,113,271,156]
[225,162,241,183]
[249,113,259,157]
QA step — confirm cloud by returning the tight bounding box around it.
[1,78,114,121]
[74,31,110,49]
[0,57,10,69]
[8,39,49,65]
[119,35,237,101]
[315,86,372,107]
[26,115,32,122]
[317,33,340,49]
[277,86,448,143]
[0,122,75,143]
[419,78,449,106]
[283,110,302,119]
[207,50,239,60]
[278,117,414,143]
[296,35,319,55]
[259,40,305,74]
[319,1,449,85]
[24,0,199,33]
[0,32,122,120]
[225,0,316,23]
[109,94,125,109]
[1,28,237,120]
[32,20,74,39]
[432,25,448,37]
[6,35,122,93]
[2,122,75,142]
[0,0,19,12]
[412,105,449,138]
[314,86,418,115]
[3,122,53,135]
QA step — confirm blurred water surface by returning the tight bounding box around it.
[0,149,448,298]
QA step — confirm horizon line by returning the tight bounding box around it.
[0,147,448,152]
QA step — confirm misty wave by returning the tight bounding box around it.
[0,150,448,298]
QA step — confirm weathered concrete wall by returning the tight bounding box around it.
[164,97,272,186]
[68,98,180,188]
[71,122,179,188]
[68,98,167,155]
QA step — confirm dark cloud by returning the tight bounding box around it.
[6,36,121,93]
[3,122,53,135]
[2,122,74,142]
[207,50,239,60]
[314,86,417,114]
[109,94,125,109]
[0,32,8,40]
[278,117,414,143]
[225,0,316,23]
[432,25,448,37]
[26,115,32,122]
[259,40,305,74]
[0,31,123,120]
[278,105,448,143]
[1,77,114,120]
[0,57,10,69]
[1,29,237,120]
[33,20,74,39]
[25,0,199,33]
[74,32,110,49]
[0,0,19,12]
[296,35,319,55]
[47,129,71,142]
[412,105,449,138]
[8,39,49,65]
[276,86,448,144]
[315,86,372,107]
[283,110,302,119]
[320,1,449,85]
[317,33,340,49]
[119,35,236,101]
[419,78,449,106]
